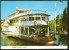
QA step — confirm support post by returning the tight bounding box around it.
[24,27,25,34]
[34,16,36,35]
[48,16,49,36]
[28,16,29,35]
[34,16,36,25]
[19,26,21,35]
[41,16,42,21]
[28,27,29,35]
[19,18,21,35]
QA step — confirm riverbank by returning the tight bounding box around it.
[1,33,68,46]
[1,33,44,46]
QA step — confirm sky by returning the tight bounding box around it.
[1,1,67,20]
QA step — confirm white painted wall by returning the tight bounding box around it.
[21,20,47,26]
[8,26,19,35]
[8,13,27,20]
[2,26,8,31]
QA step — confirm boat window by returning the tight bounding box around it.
[10,18,18,25]
[29,17,34,21]
[21,17,28,21]
[36,17,40,20]
[42,17,45,20]
[19,11,24,13]
[45,16,47,21]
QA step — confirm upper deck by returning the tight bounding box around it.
[7,8,50,26]
[8,8,50,20]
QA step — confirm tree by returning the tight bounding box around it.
[62,8,68,31]
[49,20,55,32]
[56,15,62,32]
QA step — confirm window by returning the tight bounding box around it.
[29,17,34,21]
[19,11,24,13]
[36,17,40,20]
[21,17,28,21]
[5,26,8,31]
[42,17,45,20]
[15,18,18,22]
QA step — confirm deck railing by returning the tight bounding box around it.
[21,20,47,26]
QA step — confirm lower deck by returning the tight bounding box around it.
[20,25,49,37]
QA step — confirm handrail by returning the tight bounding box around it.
[8,10,48,17]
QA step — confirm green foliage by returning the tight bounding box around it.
[49,7,68,34]
[56,15,62,32]
[49,20,55,31]
[61,8,68,31]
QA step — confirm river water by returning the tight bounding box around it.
[1,33,68,46]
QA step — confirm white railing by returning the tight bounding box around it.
[10,22,19,26]
[21,20,47,26]
[10,20,48,26]
[21,21,34,26]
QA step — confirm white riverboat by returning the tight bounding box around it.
[1,7,50,37]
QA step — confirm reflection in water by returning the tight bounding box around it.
[59,41,64,46]
[1,33,67,46]
[1,34,44,46]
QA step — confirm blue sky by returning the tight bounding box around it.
[1,1,67,20]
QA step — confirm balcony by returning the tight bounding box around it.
[20,20,48,26]
[10,22,19,26]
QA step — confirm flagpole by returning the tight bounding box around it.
[55,1,56,37]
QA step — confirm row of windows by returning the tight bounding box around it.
[9,17,48,24]
[10,18,18,25]
[21,17,46,21]
[19,11,30,14]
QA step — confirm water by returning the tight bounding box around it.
[1,33,44,46]
[59,41,64,46]
[1,33,67,46]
